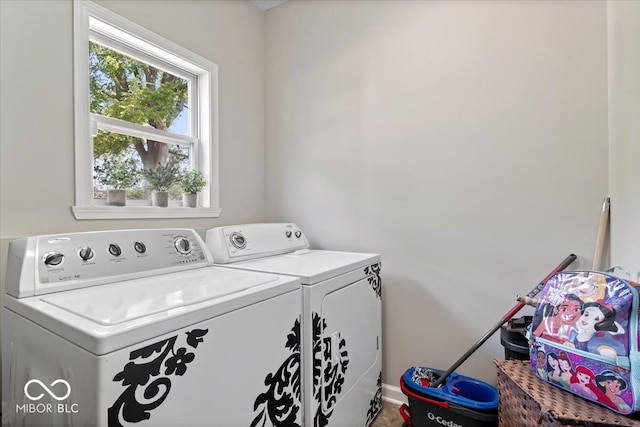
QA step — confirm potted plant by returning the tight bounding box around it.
[141,164,182,207]
[180,170,206,208]
[93,156,140,206]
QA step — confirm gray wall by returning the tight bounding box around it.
[0,0,267,298]
[608,0,640,284]
[264,0,611,389]
[1,0,638,403]
[0,0,267,399]
[0,0,266,241]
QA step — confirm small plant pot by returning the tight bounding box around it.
[107,189,126,206]
[152,191,169,207]
[183,193,198,208]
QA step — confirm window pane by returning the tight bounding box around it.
[92,130,190,201]
[169,108,190,136]
[89,41,190,136]
[93,139,144,199]
[74,1,218,218]
[90,41,192,202]
[167,144,190,201]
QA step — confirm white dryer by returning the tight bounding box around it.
[206,223,383,427]
[2,229,302,427]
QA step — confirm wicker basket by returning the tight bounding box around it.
[494,359,640,427]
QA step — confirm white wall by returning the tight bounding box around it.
[0,0,266,401]
[0,0,267,289]
[0,0,266,239]
[608,1,640,282]
[264,0,609,387]
[2,0,635,407]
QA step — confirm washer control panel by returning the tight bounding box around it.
[5,229,212,298]
[206,223,309,264]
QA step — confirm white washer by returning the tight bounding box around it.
[2,228,302,427]
[206,223,383,427]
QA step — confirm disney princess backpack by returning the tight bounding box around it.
[529,270,640,414]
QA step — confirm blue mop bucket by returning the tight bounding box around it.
[399,367,498,427]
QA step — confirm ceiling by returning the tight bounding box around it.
[250,0,287,12]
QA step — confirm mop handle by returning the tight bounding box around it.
[429,253,577,388]
[593,197,610,271]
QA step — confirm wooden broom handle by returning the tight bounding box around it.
[593,196,610,271]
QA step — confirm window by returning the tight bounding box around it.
[72,0,220,219]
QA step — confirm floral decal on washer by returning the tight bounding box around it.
[365,262,382,299]
[366,372,383,425]
[251,318,302,427]
[313,312,349,427]
[108,328,208,427]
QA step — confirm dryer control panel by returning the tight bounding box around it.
[5,229,212,298]
[206,223,309,263]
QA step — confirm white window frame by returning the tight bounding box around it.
[72,0,220,219]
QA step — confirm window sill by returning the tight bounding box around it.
[72,205,221,220]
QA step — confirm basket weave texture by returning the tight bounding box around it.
[494,359,640,427]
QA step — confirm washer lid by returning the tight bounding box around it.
[40,267,279,325]
[4,267,300,355]
[228,250,380,284]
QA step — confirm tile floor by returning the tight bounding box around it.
[370,402,405,427]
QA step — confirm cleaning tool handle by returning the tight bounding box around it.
[593,196,610,270]
[430,253,577,388]
[507,252,578,317]
[399,404,413,426]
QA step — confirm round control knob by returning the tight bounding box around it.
[108,243,122,257]
[295,231,302,238]
[44,252,64,267]
[78,246,94,261]
[174,238,192,255]
[285,231,292,238]
[134,241,146,254]
[229,232,247,249]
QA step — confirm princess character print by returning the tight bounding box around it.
[529,271,639,414]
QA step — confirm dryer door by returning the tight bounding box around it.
[319,275,382,423]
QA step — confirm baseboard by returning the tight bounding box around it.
[382,381,407,406]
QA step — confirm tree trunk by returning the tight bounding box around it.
[135,139,169,169]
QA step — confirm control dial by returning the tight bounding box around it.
[229,232,247,250]
[43,252,64,267]
[108,243,122,257]
[285,231,292,238]
[78,246,95,261]
[174,237,192,255]
[295,231,302,238]
[134,241,147,254]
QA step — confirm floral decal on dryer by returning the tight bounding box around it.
[251,318,302,427]
[108,328,208,427]
[365,262,382,299]
[366,372,383,425]
[313,312,349,427]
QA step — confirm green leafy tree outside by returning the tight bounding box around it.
[89,42,189,170]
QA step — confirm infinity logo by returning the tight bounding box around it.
[24,379,71,401]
